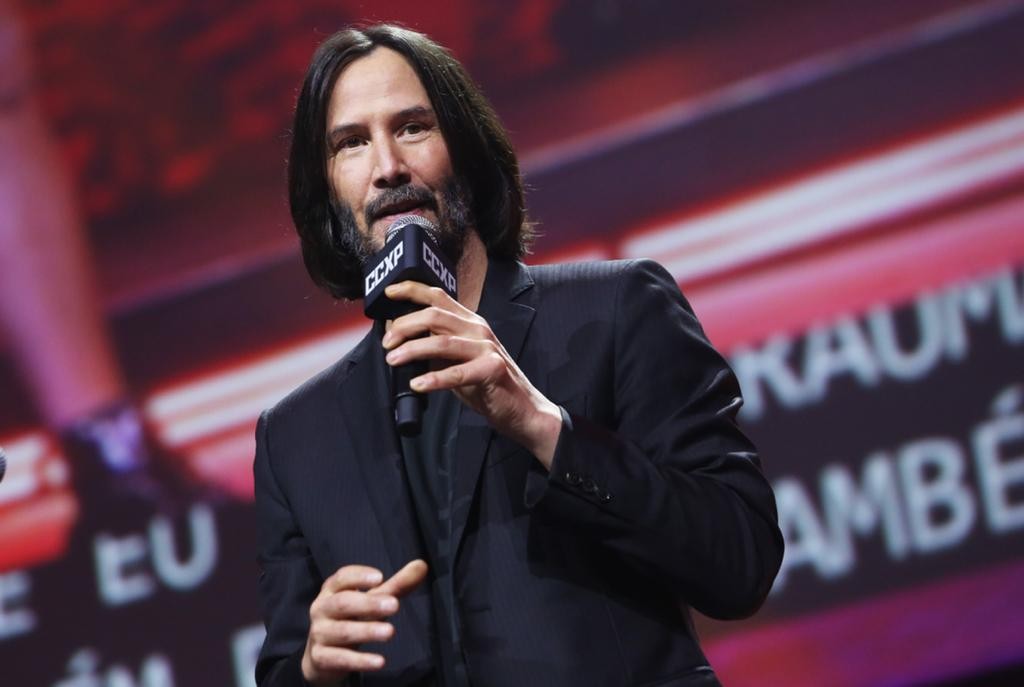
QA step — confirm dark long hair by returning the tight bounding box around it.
[289,24,533,300]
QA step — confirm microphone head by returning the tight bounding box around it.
[385,214,439,244]
[363,214,457,320]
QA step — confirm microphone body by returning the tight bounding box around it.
[363,216,458,436]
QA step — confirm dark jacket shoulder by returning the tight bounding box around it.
[263,326,376,427]
[526,258,658,288]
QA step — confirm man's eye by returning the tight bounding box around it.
[402,122,426,135]
[337,136,363,150]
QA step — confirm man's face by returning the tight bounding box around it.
[325,47,469,262]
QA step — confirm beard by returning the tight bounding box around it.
[330,177,474,269]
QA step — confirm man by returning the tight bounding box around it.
[255,23,783,687]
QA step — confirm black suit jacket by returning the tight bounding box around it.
[254,259,783,686]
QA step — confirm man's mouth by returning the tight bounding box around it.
[364,187,441,247]
[375,201,427,222]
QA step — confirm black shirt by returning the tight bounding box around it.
[399,389,470,687]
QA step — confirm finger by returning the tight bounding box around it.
[320,589,400,620]
[385,281,461,311]
[371,559,429,598]
[410,354,502,393]
[386,335,492,367]
[383,306,484,350]
[310,618,395,646]
[306,644,386,674]
[321,565,384,595]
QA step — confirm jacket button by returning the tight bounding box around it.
[565,471,582,486]
[581,479,599,495]
[600,491,612,503]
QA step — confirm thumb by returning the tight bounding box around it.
[371,559,429,598]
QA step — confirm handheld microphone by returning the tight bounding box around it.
[363,215,458,436]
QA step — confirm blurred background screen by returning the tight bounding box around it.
[1,1,1023,685]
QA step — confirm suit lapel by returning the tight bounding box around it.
[335,323,426,571]
[451,260,537,559]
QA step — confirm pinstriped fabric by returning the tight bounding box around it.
[255,259,781,686]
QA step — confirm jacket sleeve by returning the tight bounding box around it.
[524,259,784,620]
[253,409,320,686]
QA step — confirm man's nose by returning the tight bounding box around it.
[372,139,411,189]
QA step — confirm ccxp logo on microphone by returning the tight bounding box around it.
[365,241,405,295]
[423,242,456,293]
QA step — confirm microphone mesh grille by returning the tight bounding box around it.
[385,215,439,243]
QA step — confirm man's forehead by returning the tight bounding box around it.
[327,47,431,124]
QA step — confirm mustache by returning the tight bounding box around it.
[364,185,438,226]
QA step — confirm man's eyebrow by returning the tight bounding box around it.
[396,105,436,121]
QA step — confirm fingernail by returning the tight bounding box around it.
[410,377,426,391]
[365,571,383,585]
[379,597,398,612]
[382,332,393,348]
[385,350,399,364]
[374,623,392,639]
[369,655,385,668]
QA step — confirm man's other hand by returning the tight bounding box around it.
[301,559,429,685]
